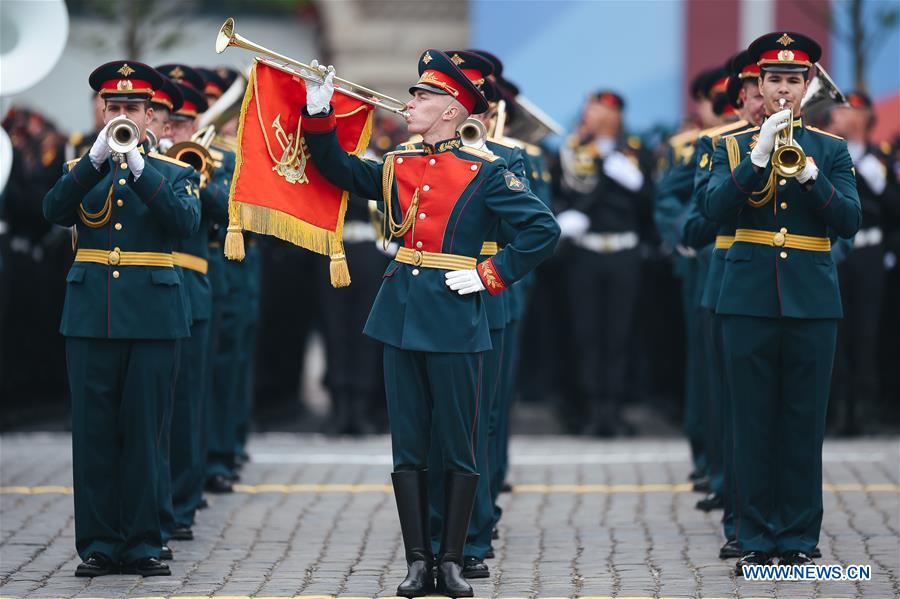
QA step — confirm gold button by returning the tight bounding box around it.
[121,162,128,170]
[780,202,788,209]
[118,178,126,185]
[114,223,122,231]
[416,241,423,249]
[116,198,124,207]
[422,184,430,192]
[396,157,404,164]
[773,232,786,247]
[108,249,121,266]
[419,212,426,220]
[470,164,478,171]
[780,227,788,234]
[429,158,436,166]
[411,268,420,276]
[780,251,788,259]
[779,178,787,186]
[112,270,120,278]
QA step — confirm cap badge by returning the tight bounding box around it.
[777,33,795,47]
[778,50,795,61]
[169,66,185,79]
[116,79,134,91]
[450,53,464,66]
[117,63,136,77]
[422,51,433,65]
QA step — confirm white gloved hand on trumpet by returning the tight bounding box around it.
[304,59,336,115]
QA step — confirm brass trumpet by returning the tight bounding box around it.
[107,117,140,156]
[457,118,487,148]
[215,17,410,119]
[167,125,218,187]
[771,98,807,178]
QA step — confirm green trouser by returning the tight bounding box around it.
[172,319,210,527]
[428,328,502,559]
[206,293,243,479]
[67,336,178,563]
[700,308,725,495]
[492,319,519,508]
[714,313,736,542]
[383,345,480,474]
[722,315,836,555]
[679,259,707,474]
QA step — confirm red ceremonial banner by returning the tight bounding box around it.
[225,59,374,286]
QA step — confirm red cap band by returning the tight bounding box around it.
[204,82,223,98]
[758,49,812,67]
[151,90,174,110]
[177,100,199,118]
[100,78,154,96]
[739,63,761,79]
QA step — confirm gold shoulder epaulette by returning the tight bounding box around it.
[68,131,84,146]
[490,137,518,149]
[668,128,699,148]
[148,152,192,168]
[524,142,542,157]
[384,147,423,157]
[65,158,79,170]
[459,146,500,162]
[627,135,642,150]
[710,119,750,146]
[399,141,420,151]
[880,141,892,156]
[806,126,844,140]
[727,125,760,138]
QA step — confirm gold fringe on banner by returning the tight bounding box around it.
[225,59,376,286]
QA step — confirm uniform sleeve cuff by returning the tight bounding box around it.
[301,107,336,133]
[477,258,507,296]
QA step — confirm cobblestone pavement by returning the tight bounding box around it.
[0,433,897,598]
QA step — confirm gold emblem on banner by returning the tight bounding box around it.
[777,33,795,46]
[271,113,309,185]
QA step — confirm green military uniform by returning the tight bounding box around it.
[44,71,199,571]
[706,33,860,561]
[302,49,559,596]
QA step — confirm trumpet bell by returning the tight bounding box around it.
[107,118,140,154]
[215,17,236,54]
[458,118,487,148]
[167,141,213,175]
[772,144,806,177]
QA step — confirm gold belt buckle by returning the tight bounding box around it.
[108,249,121,265]
[412,250,424,266]
[772,232,786,247]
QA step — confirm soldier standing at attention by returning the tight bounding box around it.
[705,32,860,573]
[43,61,199,577]
[300,50,559,597]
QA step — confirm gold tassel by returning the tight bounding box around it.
[329,252,351,288]
[224,225,245,261]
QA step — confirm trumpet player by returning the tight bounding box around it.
[300,49,559,597]
[42,61,200,578]
[705,32,861,574]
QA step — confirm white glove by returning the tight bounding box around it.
[125,147,145,180]
[157,137,174,153]
[305,59,335,115]
[88,120,115,170]
[556,209,590,239]
[593,137,616,158]
[796,153,818,184]
[751,108,792,168]
[376,240,399,257]
[445,269,486,295]
[857,153,887,195]
[603,151,644,192]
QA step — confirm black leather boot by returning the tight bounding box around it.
[392,470,435,597]
[436,471,479,597]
